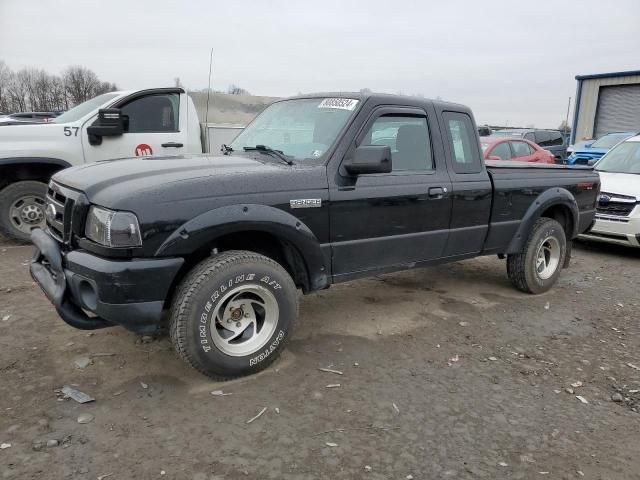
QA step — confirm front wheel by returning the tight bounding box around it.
[507,217,566,294]
[169,250,298,380]
[0,181,48,243]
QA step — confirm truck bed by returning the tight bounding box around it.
[483,160,600,255]
[485,159,593,171]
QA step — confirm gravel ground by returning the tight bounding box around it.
[1,238,639,480]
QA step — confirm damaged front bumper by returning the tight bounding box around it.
[29,228,184,333]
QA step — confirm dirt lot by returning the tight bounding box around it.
[1,238,639,480]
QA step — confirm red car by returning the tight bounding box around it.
[480,137,555,164]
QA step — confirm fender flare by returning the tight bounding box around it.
[0,156,72,170]
[155,204,329,291]
[506,187,578,254]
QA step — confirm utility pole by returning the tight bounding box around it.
[564,96,571,135]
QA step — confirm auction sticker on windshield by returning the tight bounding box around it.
[318,98,359,111]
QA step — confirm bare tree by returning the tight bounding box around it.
[0,61,117,113]
[6,69,30,112]
[228,84,249,95]
[0,60,12,112]
[63,66,100,105]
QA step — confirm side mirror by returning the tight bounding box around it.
[584,142,593,148]
[487,155,501,161]
[344,145,392,175]
[87,108,126,146]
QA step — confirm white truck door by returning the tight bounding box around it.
[82,91,188,162]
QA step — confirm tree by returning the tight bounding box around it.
[0,60,12,113]
[63,66,100,105]
[6,69,29,112]
[0,60,117,113]
[228,84,249,95]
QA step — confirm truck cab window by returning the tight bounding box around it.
[361,115,433,172]
[444,112,482,173]
[120,93,179,133]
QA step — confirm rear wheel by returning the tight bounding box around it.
[169,250,298,380]
[0,181,48,243]
[507,217,566,294]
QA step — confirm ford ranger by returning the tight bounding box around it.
[29,92,600,379]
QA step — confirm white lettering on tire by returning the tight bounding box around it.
[249,330,285,366]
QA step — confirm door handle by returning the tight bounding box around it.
[161,142,183,148]
[428,187,446,198]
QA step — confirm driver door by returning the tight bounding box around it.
[82,91,186,162]
[329,107,452,278]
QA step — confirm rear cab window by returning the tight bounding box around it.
[443,112,482,174]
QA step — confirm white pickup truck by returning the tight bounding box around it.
[0,87,244,241]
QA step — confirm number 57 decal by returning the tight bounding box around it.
[64,127,79,136]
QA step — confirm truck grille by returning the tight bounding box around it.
[45,182,76,243]
[596,192,637,217]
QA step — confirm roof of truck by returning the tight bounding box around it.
[286,91,468,110]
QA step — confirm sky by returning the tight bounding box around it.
[1,0,639,127]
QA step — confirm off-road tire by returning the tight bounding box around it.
[0,181,48,243]
[507,217,566,294]
[169,250,298,380]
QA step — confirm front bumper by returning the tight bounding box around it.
[579,209,640,248]
[30,228,184,333]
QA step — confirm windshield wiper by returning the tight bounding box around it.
[243,145,294,165]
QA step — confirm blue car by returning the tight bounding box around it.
[566,132,636,165]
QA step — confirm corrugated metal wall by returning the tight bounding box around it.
[574,75,640,141]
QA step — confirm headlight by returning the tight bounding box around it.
[85,206,142,247]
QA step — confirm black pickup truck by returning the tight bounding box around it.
[30,92,599,379]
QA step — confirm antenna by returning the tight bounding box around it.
[204,47,214,152]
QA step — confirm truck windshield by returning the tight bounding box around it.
[54,93,119,124]
[595,141,640,174]
[230,98,359,161]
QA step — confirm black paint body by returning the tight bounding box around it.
[30,93,600,333]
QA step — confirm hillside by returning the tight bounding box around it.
[188,91,278,125]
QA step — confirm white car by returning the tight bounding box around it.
[581,134,640,247]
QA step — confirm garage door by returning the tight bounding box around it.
[594,84,640,138]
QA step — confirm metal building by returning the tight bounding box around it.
[571,70,640,144]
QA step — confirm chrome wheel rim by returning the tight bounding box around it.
[210,284,279,357]
[9,195,46,234]
[535,236,561,280]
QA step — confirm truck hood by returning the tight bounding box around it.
[596,171,640,200]
[53,153,328,209]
